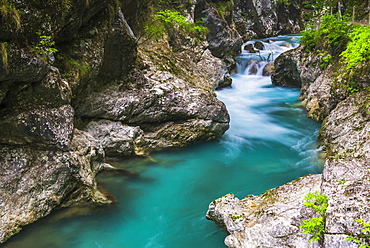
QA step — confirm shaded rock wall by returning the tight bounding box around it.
[233,0,302,41]
[0,0,233,243]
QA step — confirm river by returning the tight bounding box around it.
[4,35,324,248]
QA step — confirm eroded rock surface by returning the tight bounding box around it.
[0,0,232,243]
[207,175,322,248]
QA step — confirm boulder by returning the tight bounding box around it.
[194,0,243,59]
[254,41,265,50]
[243,43,258,53]
[262,62,274,76]
[271,47,303,87]
[0,130,110,243]
[206,174,322,248]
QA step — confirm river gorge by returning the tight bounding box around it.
[1,1,369,247]
[3,35,324,248]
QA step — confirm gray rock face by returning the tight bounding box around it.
[85,120,143,157]
[233,0,302,40]
[271,47,339,122]
[0,0,233,243]
[319,90,370,158]
[271,48,303,87]
[195,0,243,59]
[0,131,110,243]
[206,175,322,248]
[74,78,228,125]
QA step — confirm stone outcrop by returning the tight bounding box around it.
[233,0,302,41]
[195,0,243,60]
[207,47,370,247]
[272,46,344,122]
[207,175,322,248]
[0,0,234,243]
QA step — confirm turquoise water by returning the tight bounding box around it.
[4,35,324,248]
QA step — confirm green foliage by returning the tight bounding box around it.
[299,192,328,242]
[318,51,332,68]
[143,10,208,41]
[347,81,360,95]
[0,0,21,31]
[300,217,325,242]
[300,14,352,54]
[61,0,72,12]
[346,219,370,247]
[276,0,290,5]
[341,26,370,70]
[35,33,58,54]
[303,192,328,215]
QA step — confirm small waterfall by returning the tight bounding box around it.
[235,35,300,76]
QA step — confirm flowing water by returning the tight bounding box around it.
[4,35,324,248]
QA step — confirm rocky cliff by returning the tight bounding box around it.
[233,0,302,41]
[0,0,236,243]
[207,45,370,247]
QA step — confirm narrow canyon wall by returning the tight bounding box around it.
[0,0,233,242]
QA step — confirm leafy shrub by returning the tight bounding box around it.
[300,14,352,55]
[143,10,208,41]
[299,192,328,242]
[35,33,58,54]
[346,219,370,247]
[341,25,370,70]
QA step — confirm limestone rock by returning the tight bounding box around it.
[233,0,302,40]
[262,62,274,76]
[319,90,370,158]
[0,67,73,150]
[322,158,370,241]
[0,128,112,242]
[271,47,303,87]
[194,0,243,59]
[206,175,322,248]
[271,47,339,122]
[85,120,143,157]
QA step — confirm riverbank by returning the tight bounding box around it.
[207,38,370,247]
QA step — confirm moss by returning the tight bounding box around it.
[229,214,243,220]
[0,0,21,32]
